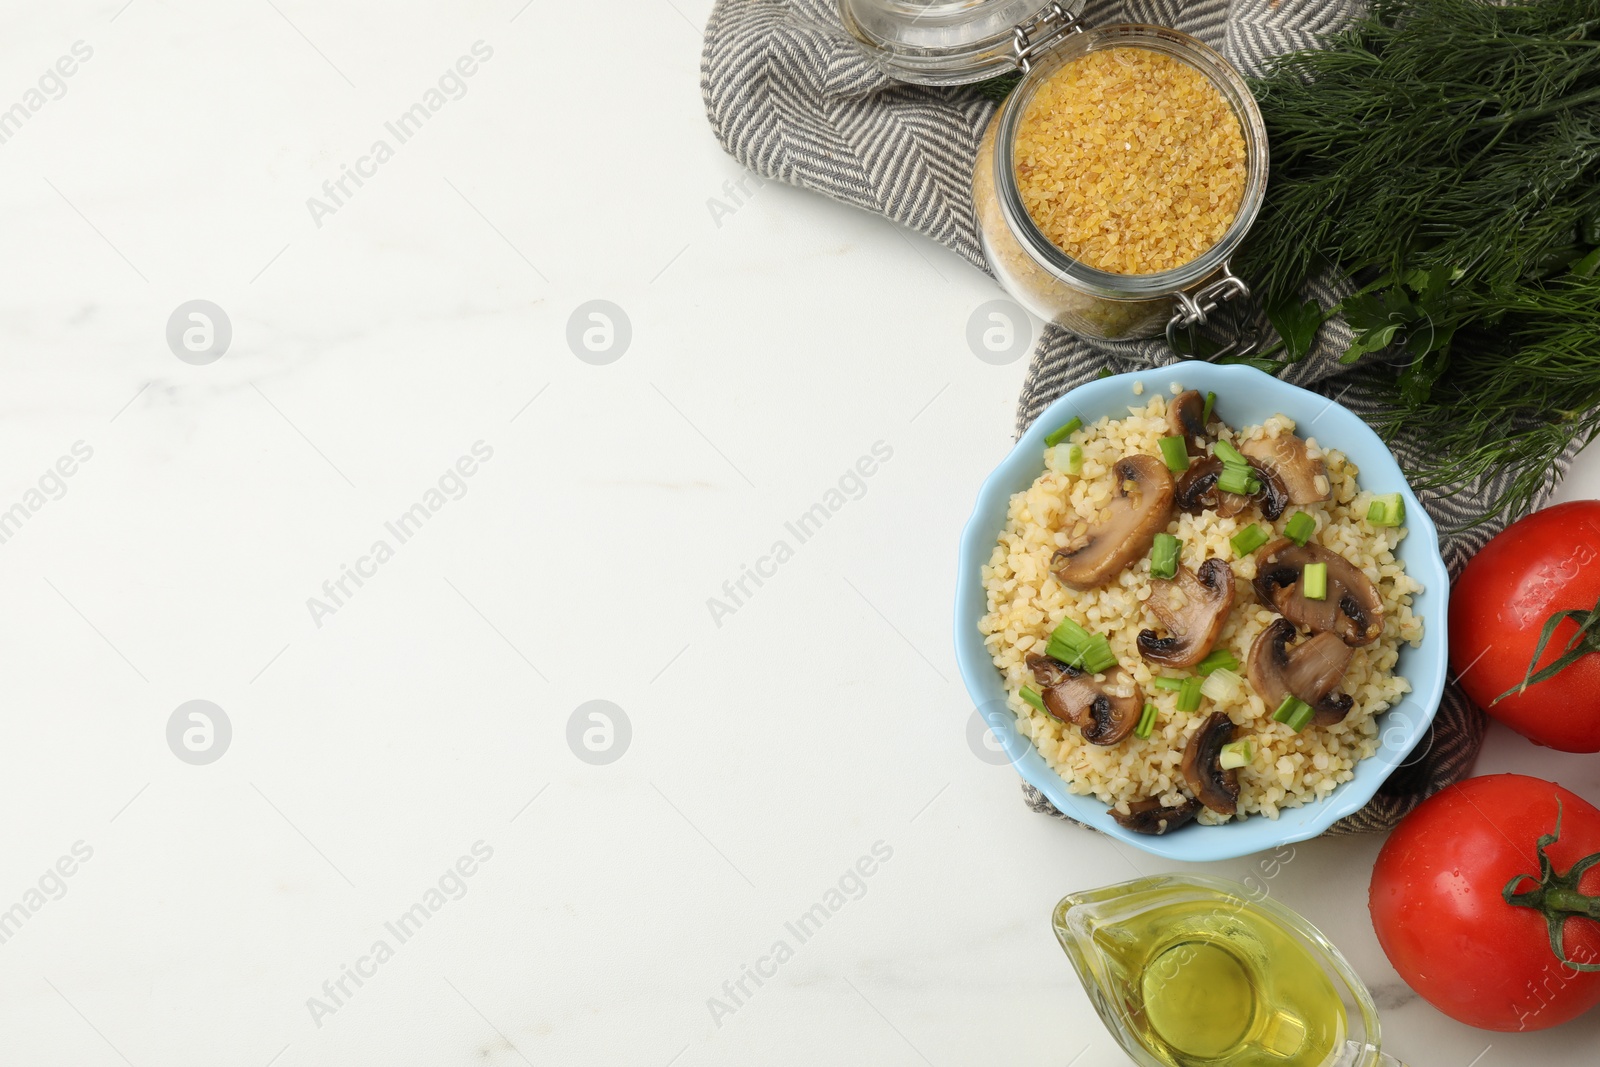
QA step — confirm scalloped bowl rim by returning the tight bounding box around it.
[953,361,1450,862]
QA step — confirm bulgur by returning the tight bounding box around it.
[978,390,1425,823]
[1014,47,1248,275]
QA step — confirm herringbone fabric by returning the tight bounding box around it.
[701,0,1579,834]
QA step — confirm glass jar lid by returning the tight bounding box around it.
[837,0,1087,85]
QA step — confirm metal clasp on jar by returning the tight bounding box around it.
[1165,264,1258,360]
[1011,3,1084,73]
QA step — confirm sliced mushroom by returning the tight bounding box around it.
[1254,539,1385,647]
[1024,652,1075,710]
[1050,455,1175,590]
[1181,712,1241,815]
[1168,390,1220,456]
[1247,618,1355,725]
[1025,653,1142,746]
[1240,432,1331,506]
[1175,454,1287,520]
[1026,653,1074,695]
[1249,459,1291,521]
[1110,795,1203,835]
[1138,557,1236,669]
[1175,456,1250,518]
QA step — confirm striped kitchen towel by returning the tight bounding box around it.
[701,0,1579,833]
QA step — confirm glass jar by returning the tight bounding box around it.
[839,1,1269,344]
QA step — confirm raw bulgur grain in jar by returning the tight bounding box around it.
[1013,47,1248,276]
[971,27,1268,342]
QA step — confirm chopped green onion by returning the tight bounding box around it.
[1201,391,1217,425]
[1303,562,1329,601]
[1196,649,1239,675]
[1149,533,1181,580]
[1219,739,1254,770]
[1230,523,1270,557]
[1272,695,1307,723]
[1020,686,1046,712]
[1043,635,1076,664]
[1064,443,1083,475]
[1272,695,1315,732]
[1043,416,1083,448]
[1043,636,1116,675]
[1158,435,1190,473]
[1080,634,1117,675]
[1216,467,1261,496]
[1177,676,1203,713]
[1367,492,1405,528]
[1046,618,1117,674]
[1153,677,1186,691]
[1201,667,1243,705]
[1135,702,1159,740]
[1213,439,1248,468]
[1051,617,1091,648]
[1210,437,1259,497]
[1283,511,1317,546]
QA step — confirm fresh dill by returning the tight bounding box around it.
[1237,0,1600,524]
[973,72,1023,103]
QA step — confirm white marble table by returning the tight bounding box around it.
[2,3,1598,1065]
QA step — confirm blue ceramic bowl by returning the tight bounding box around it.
[954,361,1449,862]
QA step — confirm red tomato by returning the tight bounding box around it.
[1370,774,1600,1031]
[1450,500,1600,751]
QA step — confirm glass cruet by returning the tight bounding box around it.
[1054,875,1407,1067]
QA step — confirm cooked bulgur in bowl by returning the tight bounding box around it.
[954,364,1450,860]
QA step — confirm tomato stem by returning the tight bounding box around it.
[1493,592,1600,705]
[1502,801,1600,972]
[1540,887,1600,921]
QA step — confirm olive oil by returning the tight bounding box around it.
[1118,900,1345,1065]
[1056,877,1380,1067]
